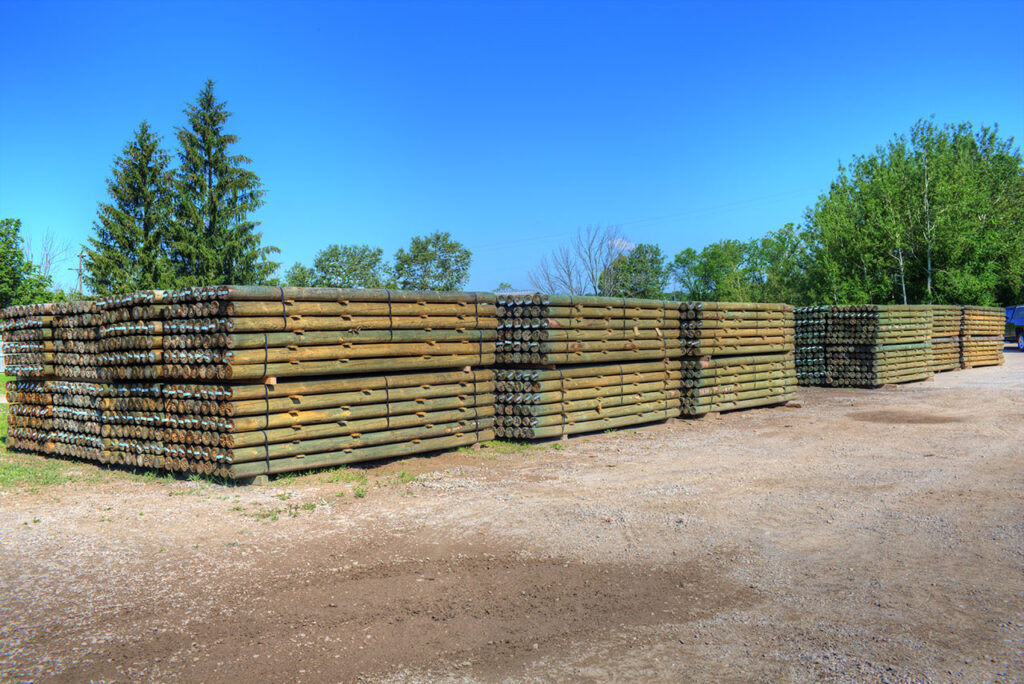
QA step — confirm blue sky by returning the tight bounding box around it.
[1,0,1022,292]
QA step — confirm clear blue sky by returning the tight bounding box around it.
[1,0,1022,292]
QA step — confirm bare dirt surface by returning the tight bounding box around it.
[2,351,1022,683]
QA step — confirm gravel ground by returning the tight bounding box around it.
[1,350,1022,682]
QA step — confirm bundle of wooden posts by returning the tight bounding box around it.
[4,287,498,479]
[493,294,681,439]
[493,361,681,439]
[679,302,796,414]
[6,370,493,478]
[930,305,961,373]
[959,305,1005,368]
[96,286,497,380]
[0,303,55,378]
[821,305,933,387]
[495,294,680,365]
[794,307,828,385]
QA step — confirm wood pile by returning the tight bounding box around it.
[493,361,681,439]
[810,305,934,387]
[495,294,680,365]
[930,305,961,373]
[794,306,828,385]
[1,303,55,378]
[680,302,796,414]
[959,305,1005,368]
[492,294,681,439]
[3,288,497,479]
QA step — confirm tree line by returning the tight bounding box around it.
[530,119,1024,306]
[2,112,1021,310]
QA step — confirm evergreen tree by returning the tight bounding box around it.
[168,80,278,286]
[83,122,174,295]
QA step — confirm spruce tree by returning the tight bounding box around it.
[168,80,278,286]
[83,121,174,295]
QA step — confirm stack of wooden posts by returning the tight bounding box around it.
[494,294,681,438]
[1,303,55,379]
[494,361,681,439]
[794,306,828,385]
[54,301,102,380]
[822,305,933,386]
[930,305,961,373]
[4,287,498,479]
[95,286,497,380]
[15,370,493,478]
[959,305,1005,368]
[495,294,680,365]
[679,302,796,415]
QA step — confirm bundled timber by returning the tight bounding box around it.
[494,293,680,365]
[493,360,681,439]
[4,287,498,478]
[95,286,497,380]
[6,369,494,477]
[1,303,56,378]
[492,294,682,439]
[929,305,962,373]
[794,305,934,387]
[795,307,828,385]
[679,302,796,414]
[959,306,1004,368]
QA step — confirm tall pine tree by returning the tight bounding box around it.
[83,121,174,295]
[168,80,278,285]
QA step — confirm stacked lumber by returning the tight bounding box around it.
[794,306,828,385]
[679,302,796,414]
[1,303,55,378]
[4,287,498,479]
[930,305,961,373]
[9,370,493,477]
[96,286,497,380]
[822,305,933,386]
[493,294,681,439]
[4,380,54,455]
[495,294,680,365]
[959,305,1005,368]
[54,301,101,380]
[493,361,681,439]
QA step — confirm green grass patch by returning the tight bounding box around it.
[0,402,7,443]
[0,451,78,488]
[468,439,537,455]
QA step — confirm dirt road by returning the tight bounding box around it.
[2,351,1022,682]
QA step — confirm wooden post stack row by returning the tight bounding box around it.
[494,293,682,439]
[1,303,55,379]
[4,287,498,479]
[959,305,1005,368]
[679,302,796,415]
[930,305,961,373]
[96,286,497,380]
[821,305,933,387]
[493,361,681,439]
[6,370,493,478]
[794,306,828,385]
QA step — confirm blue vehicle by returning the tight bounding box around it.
[1007,306,1024,350]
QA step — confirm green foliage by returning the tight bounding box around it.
[285,262,315,287]
[602,243,669,298]
[393,231,471,291]
[806,118,1024,305]
[311,244,391,288]
[495,282,513,291]
[167,80,278,286]
[83,121,175,295]
[671,239,749,301]
[0,219,52,309]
